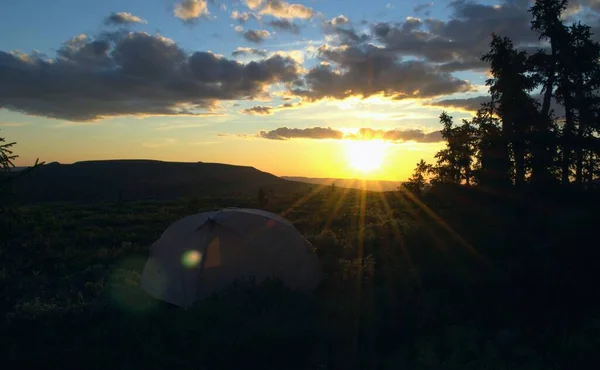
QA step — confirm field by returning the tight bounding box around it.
[2,185,600,370]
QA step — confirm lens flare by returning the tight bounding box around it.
[181,250,202,268]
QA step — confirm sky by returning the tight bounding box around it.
[1,0,599,181]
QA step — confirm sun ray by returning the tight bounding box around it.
[324,181,354,230]
[396,186,486,263]
[373,181,423,290]
[279,183,327,218]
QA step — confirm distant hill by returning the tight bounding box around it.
[12,160,311,203]
[281,176,402,192]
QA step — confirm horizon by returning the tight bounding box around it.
[1,0,595,181]
[11,158,405,183]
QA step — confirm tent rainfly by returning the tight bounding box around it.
[140,208,323,308]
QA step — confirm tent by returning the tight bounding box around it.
[140,207,323,308]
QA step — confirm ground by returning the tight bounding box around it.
[1,185,600,370]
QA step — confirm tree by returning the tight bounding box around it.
[258,187,268,209]
[0,130,44,210]
[482,34,541,186]
[0,130,18,208]
[565,23,600,187]
[471,102,511,187]
[431,112,477,185]
[530,0,571,185]
[403,159,431,196]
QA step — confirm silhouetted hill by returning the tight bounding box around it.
[281,176,402,192]
[13,160,311,203]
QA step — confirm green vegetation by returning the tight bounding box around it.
[2,186,600,370]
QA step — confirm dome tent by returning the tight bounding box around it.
[140,208,323,308]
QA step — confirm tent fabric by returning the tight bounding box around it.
[140,208,323,308]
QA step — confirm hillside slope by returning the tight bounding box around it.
[13,160,310,203]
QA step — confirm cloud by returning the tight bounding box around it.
[347,128,443,143]
[254,0,315,20]
[174,0,209,20]
[0,122,27,127]
[242,105,273,115]
[243,29,271,43]
[413,2,434,14]
[0,31,302,121]
[105,12,147,25]
[232,47,267,57]
[231,10,260,23]
[426,96,491,112]
[268,19,301,34]
[372,0,539,71]
[245,0,264,10]
[322,16,369,45]
[252,126,443,142]
[291,44,473,101]
[240,101,302,115]
[257,126,344,140]
[329,15,349,26]
[427,93,566,117]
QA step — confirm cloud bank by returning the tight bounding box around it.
[252,126,443,143]
[3,0,600,123]
[0,32,301,121]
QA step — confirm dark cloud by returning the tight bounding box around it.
[372,0,538,71]
[322,16,369,45]
[231,47,267,57]
[257,127,344,140]
[240,101,302,115]
[428,93,566,117]
[243,29,270,43]
[426,96,491,112]
[413,2,434,14]
[268,19,301,34]
[0,32,301,121]
[253,126,443,143]
[291,44,473,101]
[104,12,147,25]
[243,105,272,115]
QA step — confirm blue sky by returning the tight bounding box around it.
[1,0,597,180]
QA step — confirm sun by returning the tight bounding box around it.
[345,139,386,173]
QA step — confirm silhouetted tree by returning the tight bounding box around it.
[471,102,511,187]
[412,0,600,195]
[0,130,18,209]
[530,0,571,185]
[431,112,476,185]
[482,34,541,186]
[403,159,431,195]
[564,23,600,187]
[258,187,268,209]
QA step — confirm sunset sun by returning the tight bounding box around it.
[345,139,386,173]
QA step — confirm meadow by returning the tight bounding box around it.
[2,184,600,370]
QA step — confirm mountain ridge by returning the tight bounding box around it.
[11,159,312,203]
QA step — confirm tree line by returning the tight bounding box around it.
[406,0,600,194]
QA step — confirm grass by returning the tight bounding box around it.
[1,185,600,369]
